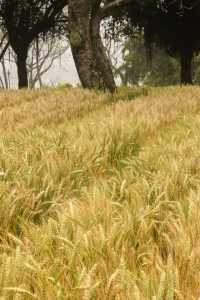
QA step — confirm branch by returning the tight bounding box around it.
[100,0,133,18]
[0,41,9,62]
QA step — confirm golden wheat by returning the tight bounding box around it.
[0,85,199,299]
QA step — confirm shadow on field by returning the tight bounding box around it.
[107,86,150,103]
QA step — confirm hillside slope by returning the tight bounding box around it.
[0,86,200,299]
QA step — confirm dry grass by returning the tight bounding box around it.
[0,85,200,299]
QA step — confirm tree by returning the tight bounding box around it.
[68,0,115,92]
[115,33,180,86]
[126,0,200,84]
[67,0,133,92]
[0,35,68,89]
[27,37,68,88]
[115,34,148,85]
[0,0,134,92]
[0,0,68,88]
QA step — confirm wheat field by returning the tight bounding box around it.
[0,86,199,299]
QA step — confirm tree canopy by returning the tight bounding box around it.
[125,0,200,84]
[0,0,68,88]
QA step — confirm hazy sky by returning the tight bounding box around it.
[0,47,80,88]
[43,48,80,86]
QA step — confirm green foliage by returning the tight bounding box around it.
[115,33,200,86]
[115,0,200,84]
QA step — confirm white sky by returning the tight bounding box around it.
[0,47,80,88]
[43,48,80,86]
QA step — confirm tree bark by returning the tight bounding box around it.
[180,49,193,85]
[91,14,116,93]
[68,0,99,89]
[16,49,28,89]
[68,0,116,92]
[1,58,9,89]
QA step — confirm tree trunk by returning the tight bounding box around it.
[16,49,28,89]
[91,14,116,93]
[180,49,193,85]
[68,0,99,89]
[1,58,8,89]
[36,38,43,88]
[68,0,116,92]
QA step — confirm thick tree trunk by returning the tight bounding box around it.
[68,0,116,92]
[91,14,116,93]
[16,49,28,89]
[180,49,193,85]
[68,0,99,89]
